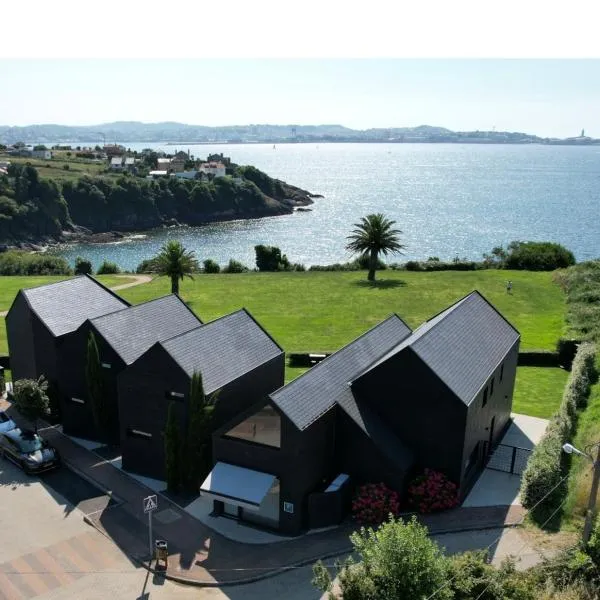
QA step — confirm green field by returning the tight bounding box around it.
[512,366,569,418]
[4,155,109,181]
[117,269,565,353]
[0,270,567,416]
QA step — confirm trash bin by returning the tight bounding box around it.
[154,540,168,566]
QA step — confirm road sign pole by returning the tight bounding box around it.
[148,510,153,559]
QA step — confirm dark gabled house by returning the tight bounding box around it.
[207,314,415,534]
[58,294,203,442]
[6,275,129,399]
[117,308,285,480]
[207,291,520,535]
[351,291,520,495]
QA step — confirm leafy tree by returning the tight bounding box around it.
[154,240,199,294]
[255,244,290,271]
[313,515,450,600]
[184,371,215,492]
[504,241,576,271]
[346,213,405,281]
[13,376,50,432]
[74,256,93,275]
[86,331,108,440]
[164,401,182,492]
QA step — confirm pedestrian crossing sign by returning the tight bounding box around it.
[143,494,158,513]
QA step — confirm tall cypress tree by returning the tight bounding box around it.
[86,331,107,440]
[164,401,181,492]
[185,371,215,492]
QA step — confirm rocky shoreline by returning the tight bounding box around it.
[3,189,321,250]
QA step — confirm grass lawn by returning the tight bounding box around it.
[512,367,569,419]
[119,269,565,353]
[0,269,566,396]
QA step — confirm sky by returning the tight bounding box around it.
[1,59,599,138]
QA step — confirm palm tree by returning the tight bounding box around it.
[155,240,199,295]
[346,213,405,281]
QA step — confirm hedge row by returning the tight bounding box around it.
[520,342,597,523]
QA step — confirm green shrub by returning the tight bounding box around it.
[63,164,70,170]
[97,260,120,275]
[313,515,451,600]
[0,250,72,275]
[405,259,481,272]
[203,259,220,274]
[520,343,597,523]
[223,259,248,273]
[74,256,93,275]
[504,241,576,271]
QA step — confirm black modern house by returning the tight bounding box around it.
[205,291,520,535]
[58,294,203,442]
[6,276,129,399]
[117,308,285,480]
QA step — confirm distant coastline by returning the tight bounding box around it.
[2,122,598,146]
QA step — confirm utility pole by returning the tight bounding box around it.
[583,445,600,545]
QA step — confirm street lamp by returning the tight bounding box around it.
[562,441,600,545]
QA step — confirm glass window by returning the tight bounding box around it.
[490,377,495,397]
[465,442,479,473]
[482,387,488,407]
[500,364,504,381]
[225,404,281,448]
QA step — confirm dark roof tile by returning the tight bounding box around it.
[90,295,202,365]
[22,276,128,337]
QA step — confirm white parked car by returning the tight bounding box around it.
[0,411,16,433]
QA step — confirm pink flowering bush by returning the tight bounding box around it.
[407,469,459,513]
[351,482,400,525]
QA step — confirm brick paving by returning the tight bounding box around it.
[32,424,525,587]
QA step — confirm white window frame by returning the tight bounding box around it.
[71,397,85,404]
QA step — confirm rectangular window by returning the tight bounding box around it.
[490,377,495,397]
[500,364,504,381]
[482,387,488,407]
[165,391,185,400]
[283,501,294,514]
[127,428,152,439]
[101,363,111,369]
[71,397,85,404]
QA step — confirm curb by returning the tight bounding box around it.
[81,514,521,588]
[61,458,126,507]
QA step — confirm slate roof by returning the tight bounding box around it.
[269,315,412,431]
[90,295,202,365]
[21,276,129,338]
[160,309,283,394]
[355,291,520,405]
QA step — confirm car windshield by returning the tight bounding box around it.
[18,436,43,453]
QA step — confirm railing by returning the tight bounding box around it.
[487,443,532,475]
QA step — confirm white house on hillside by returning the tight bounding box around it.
[199,161,226,178]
